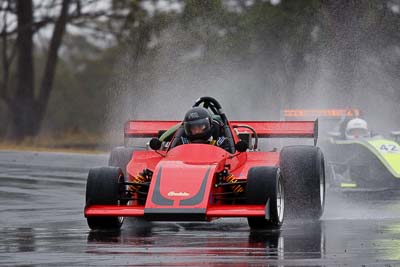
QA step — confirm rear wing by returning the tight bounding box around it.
[231,120,318,146]
[124,121,180,138]
[124,120,318,145]
[283,109,361,120]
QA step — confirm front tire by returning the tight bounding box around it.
[246,167,284,230]
[280,146,325,220]
[85,167,126,230]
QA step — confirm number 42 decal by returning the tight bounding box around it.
[379,144,400,153]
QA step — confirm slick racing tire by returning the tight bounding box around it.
[108,146,136,176]
[246,167,284,230]
[85,167,126,230]
[280,146,325,220]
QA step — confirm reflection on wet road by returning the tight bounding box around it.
[1,150,400,266]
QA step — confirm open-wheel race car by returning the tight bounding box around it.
[284,109,400,194]
[84,97,325,230]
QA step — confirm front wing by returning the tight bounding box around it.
[85,204,268,221]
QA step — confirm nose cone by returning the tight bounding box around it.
[144,148,221,220]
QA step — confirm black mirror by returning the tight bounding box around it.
[235,140,248,152]
[149,138,162,150]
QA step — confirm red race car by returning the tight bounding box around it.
[85,97,325,230]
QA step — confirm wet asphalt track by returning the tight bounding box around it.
[1,151,400,266]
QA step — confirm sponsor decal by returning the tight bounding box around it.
[168,191,190,197]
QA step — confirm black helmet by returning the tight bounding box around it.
[183,107,212,141]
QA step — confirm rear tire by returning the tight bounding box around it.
[108,146,135,176]
[246,167,284,230]
[86,167,126,230]
[280,146,325,220]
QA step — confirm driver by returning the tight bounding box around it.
[345,118,371,140]
[176,107,230,150]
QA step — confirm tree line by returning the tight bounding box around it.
[0,0,399,142]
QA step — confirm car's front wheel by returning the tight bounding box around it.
[85,167,126,230]
[246,167,284,230]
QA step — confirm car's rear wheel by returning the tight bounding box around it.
[280,146,325,220]
[246,167,284,230]
[85,167,126,230]
[108,146,136,176]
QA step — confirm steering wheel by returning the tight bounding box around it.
[192,96,223,116]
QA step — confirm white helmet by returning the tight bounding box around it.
[345,118,370,140]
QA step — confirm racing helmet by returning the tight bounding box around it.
[183,107,212,142]
[345,118,371,139]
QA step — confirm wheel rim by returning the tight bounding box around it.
[117,172,125,205]
[117,172,125,224]
[320,161,325,208]
[277,175,284,223]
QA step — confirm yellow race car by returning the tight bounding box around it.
[284,109,400,193]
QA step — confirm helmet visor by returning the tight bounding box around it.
[184,118,210,137]
[347,128,369,138]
